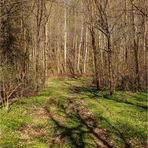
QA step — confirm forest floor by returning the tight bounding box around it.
[0,78,147,148]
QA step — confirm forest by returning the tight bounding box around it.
[0,0,148,147]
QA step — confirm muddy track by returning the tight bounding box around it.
[71,86,131,148]
[45,96,113,148]
[67,97,113,148]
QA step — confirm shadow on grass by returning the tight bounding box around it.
[97,116,131,148]
[49,105,133,148]
[47,101,113,148]
[70,86,103,98]
[50,112,114,148]
[50,113,94,148]
[75,112,113,148]
[127,93,148,102]
[103,94,147,109]
[70,86,147,109]
[44,98,92,147]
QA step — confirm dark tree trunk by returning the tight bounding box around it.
[90,28,100,90]
[107,35,114,95]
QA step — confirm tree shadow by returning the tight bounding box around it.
[50,113,94,148]
[75,111,113,148]
[96,116,131,148]
[70,85,147,110]
[48,102,113,148]
[102,94,147,109]
[126,93,148,103]
[70,86,103,98]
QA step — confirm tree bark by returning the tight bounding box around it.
[64,2,67,73]
[83,27,88,74]
[90,28,100,90]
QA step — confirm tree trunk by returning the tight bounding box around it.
[90,28,100,90]
[131,0,140,91]
[64,3,67,73]
[83,27,88,74]
[77,22,84,74]
[107,35,114,95]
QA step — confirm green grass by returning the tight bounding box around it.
[0,78,147,147]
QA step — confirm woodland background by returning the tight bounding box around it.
[0,0,148,108]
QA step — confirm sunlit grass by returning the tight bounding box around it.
[0,78,147,147]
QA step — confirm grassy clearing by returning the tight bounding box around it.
[0,78,147,147]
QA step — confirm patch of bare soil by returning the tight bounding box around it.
[18,124,46,141]
[18,108,50,142]
[144,141,148,148]
[31,108,49,120]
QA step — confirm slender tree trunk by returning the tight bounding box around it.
[64,3,67,73]
[43,22,48,86]
[107,35,114,95]
[131,0,140,91]
[90,28,100,90]
[83,27,88,74]
[35,0,43,91]
[57,38,60,74]
[77,22,84,73]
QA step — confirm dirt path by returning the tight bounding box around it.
[66,97,113,148]
[44,95,113,148]
[1,79,147,147]
[17,81,114,147]
[14,81,130,147]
